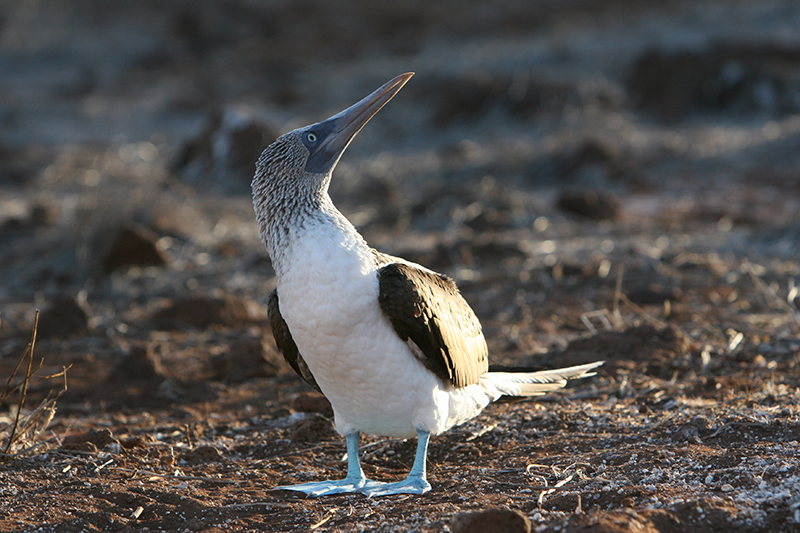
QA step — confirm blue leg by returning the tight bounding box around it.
[359,430,432,497]
[275,432,385,497]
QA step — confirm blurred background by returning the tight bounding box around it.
[1,0,799,306]
[0,0,799,351]
[2,2,800,530]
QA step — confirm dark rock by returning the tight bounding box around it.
[61,428,120,453]
[568,139,618,171]
[556,324,691,378]
[530,138,640,188]
[289,413,337,444]
[103,226,167,273]
[674,422,703,444]
[37,297,90,339]
[557,188,622,220]
[152,295,258,330]
[212,337,290,382]
[451,508,531,533]
[180,445,224,464]
[173,107,279,195]
[562,139,627,183]
[627,42,800,121]
[563,508,662,533]
[120,434,157,449]
[108,344,166,383]
[291,392,334,418]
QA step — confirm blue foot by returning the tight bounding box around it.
[359,429,433,497]
[275,432,387,498]
[276,477,386,497]
[358,475,431,497]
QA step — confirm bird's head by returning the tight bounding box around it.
[252,73,413,232]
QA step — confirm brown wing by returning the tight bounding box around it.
[267,290,321,392]
[377,262,488,388]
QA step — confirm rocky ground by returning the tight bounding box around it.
[1,1,800,531]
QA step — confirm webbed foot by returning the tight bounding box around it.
[276,476,386,497]
[358,475,431,497]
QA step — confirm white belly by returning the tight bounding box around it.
[275,222,486,438]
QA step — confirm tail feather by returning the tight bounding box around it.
[480,361,603,401]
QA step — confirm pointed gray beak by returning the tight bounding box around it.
[304,72,414,174]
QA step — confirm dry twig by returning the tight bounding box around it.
[0,311,69,456]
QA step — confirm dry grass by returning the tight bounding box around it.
[0,310,70,458]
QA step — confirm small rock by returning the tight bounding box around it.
[556,188,622,221]
[552,324,690,379]
[61,428,120,452]
[212,337,289,382]
[720,483,734,492]
[621,497,636,508]
[120,434,157,449]
[152,295,257,330]
[289,413,337,444]
[37,297,89,339]
[291,392,334,418]
[108,344,166,383]
[675,423,702,444]
[173,106,279,195]
[451,508,531,533]
[103,226,167,273]
[180,445,224,464]
[60,440,98,453]
[691,415,713,433]
[560,139,629,184]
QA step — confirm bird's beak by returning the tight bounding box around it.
[305,72,414,174]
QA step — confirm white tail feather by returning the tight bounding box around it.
[480,361,603,401]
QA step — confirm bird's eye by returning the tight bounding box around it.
[305,132,318,143]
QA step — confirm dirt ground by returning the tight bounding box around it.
[2,1,800,531]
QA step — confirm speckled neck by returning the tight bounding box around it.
[252,135,371,279]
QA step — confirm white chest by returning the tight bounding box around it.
[274,222,446,438]
[277,221,377,331]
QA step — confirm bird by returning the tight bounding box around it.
[252,72,603,497]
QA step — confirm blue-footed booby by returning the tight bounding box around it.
[252,73,602,497]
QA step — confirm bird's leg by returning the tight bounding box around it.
[359,429,432,497]
[275,432,384,497]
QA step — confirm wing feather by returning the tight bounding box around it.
[267,290,321,392]
[377,262,488,388]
